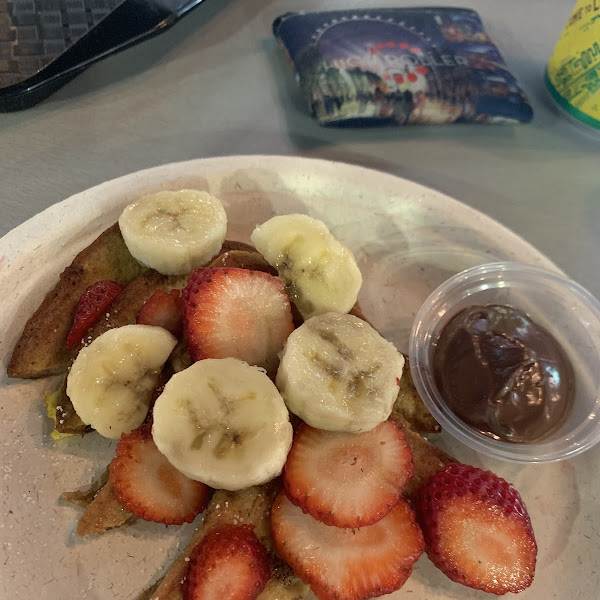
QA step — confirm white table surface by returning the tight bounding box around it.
[0,0,598,298]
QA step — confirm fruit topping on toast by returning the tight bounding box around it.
[6,190,539,600]
[271,491,424,600]
[152,358,293,491]
[67,324,177,438]
[182,524,270,600]
[283,421,413,528]
[109,425,210,525]
[276,312,404,433]
[136,415,451,600]
[137,289,184,337]
[251,214,362,319]
[416,463,537,595]
[119,190,228,275]
[65,280,124,349]
[55,270,187,438]
[183,267,294,375]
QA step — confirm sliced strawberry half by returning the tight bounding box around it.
[182,267,294,374]
[283,421,413,528]
[416,463,537,595]
[137,289,184,336]
[65,280,124,349]
[271,491,424,600]
[182,524,269,600]
[109,425,210,525]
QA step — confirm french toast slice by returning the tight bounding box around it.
[7,224,145,379]
[48,245,263,433]
[7,235,255,381]
[52,247,252,433]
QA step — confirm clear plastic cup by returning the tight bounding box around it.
[409,262,600,463]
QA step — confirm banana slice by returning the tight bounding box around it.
[276,313,404,433]
[250,214,362,319]
[67,325,177,439]
[152,358,293,491]
[119,190,227,275]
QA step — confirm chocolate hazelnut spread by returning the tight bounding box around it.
[432,304,574,443]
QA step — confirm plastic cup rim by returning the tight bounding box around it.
[408,261,600,464]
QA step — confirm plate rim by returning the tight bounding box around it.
[0,154,557,273]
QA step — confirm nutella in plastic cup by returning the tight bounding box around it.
[545,0,600,134]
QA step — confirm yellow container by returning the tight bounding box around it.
[545,0,600,132]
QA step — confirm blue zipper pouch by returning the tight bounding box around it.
[273,7,533,126]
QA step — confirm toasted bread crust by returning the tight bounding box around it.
[74,480,134,536]
[394,358,441,434]
[7,224,144,379]
[54,380,88,435]
[219,240,256,254]
[62,469,134,536]
[208,249,278,275]
[389,411,455,502]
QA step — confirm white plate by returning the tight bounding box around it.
[0,156,596,600]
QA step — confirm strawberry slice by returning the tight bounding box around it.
[109,425,210,525]
[283,421,413,528]
[182,267,294,374]
[182,524,269,600]
[137,289,184,336]
[271,491,424,600]
[65,280,123,349]
[416,463,537,595]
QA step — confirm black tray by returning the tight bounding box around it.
[0,0,205,111]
